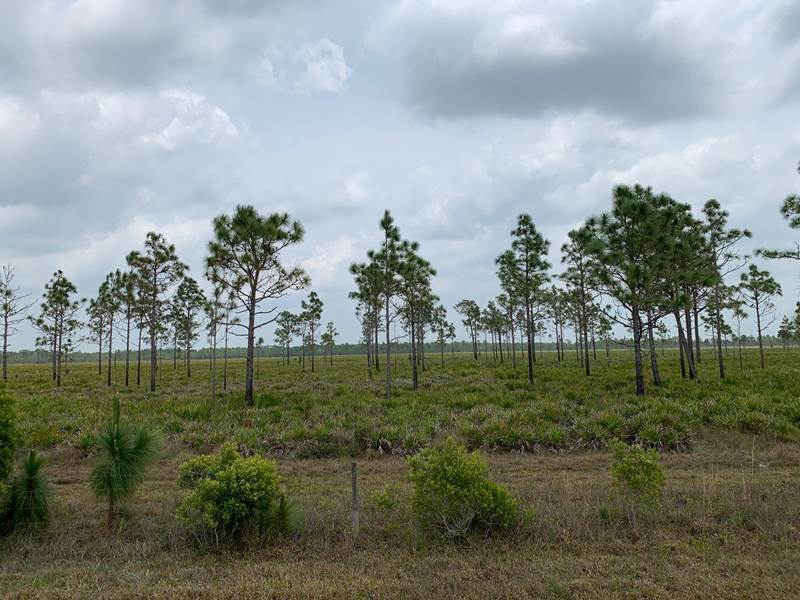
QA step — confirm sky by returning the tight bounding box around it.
[1,0,800,350]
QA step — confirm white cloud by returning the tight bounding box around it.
[140,89,239,151]
[301,236,357,285]
[343,171,369,203]
[294,38,352,94]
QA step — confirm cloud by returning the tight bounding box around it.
[2,0,800,348]
[369,0,797,122]
[139,89,239,151]
[294,38,352,94]
[301,236,357,286]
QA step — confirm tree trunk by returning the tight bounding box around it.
[106,316,113,387]
[525,301,534,384]
[97,321,103,376]
[646,311,661,386]
[374,317,380,372]
[210,325,217,398]
[411,317,418,390]
[632,309,645,395]
[56,315,63,387]
[124,313,131,386]
[693,293,701,364]
[714,286,725,380]
[683,306,697,379]
[136,327,142,386]
[223,323,229,392]
[245,290,256,406]
[2,315,8,382]
[677,321,686,378]
[385,289,391,399]
[581,305,590,377]
[756,296,765,369]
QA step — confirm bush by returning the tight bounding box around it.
[0,383,16,482]
[177,443,291,548]
[407,439,517,539]
[9,450,50,530]
[608,439,665,528]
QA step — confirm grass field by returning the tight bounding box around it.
[1,348,799,598]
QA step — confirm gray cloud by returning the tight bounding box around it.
[773,0,800,44]
[371,1,795,122]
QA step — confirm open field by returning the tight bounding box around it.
[1,349,800,598]
[6,348,800,455]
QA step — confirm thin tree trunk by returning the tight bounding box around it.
[374,317,380,372]
[223,322,229,392]
[106,316,113,387]
[632,309,645,395]
[676,313,686,378]
[646,311,661,386]
[411,317,418,390]
[136,326,142,386]
[124,313,131,386]
[245,292,256,406]
[683,305,697,379]
[2,315,8,382]
[714,286,725,380]
[525,301,534,384]
[581,305,590,377]
[693,292,701,364]
[211,325,217,397]
[385,288,391,399]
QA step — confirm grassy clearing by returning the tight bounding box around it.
[6,348,800,455]
[1,349,799,597]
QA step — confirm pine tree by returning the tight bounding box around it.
[206,206,308,406]
[739,264,781,368]
[29,271,84,387]
[91,397,158,528]
[127,233,187,393]
[320,321,339,365]
[300,291,324,372]
[701,200,751,379]
[504,214,550,384]
[171,277,207,379]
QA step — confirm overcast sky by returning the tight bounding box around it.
[2,0,800,350]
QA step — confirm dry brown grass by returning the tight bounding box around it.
[2,430,799,599]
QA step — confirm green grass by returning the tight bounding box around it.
[6,348,800,455]
[1,348,799,598]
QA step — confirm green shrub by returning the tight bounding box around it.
[90,397,159,529]
[0,383,16,482]
[407,439,517,539]
[9,450,50,530]
[177,443,291,548]
[608,439,665,528]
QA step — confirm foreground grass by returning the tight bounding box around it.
[1,431,799,598]
[2,349,799,597]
